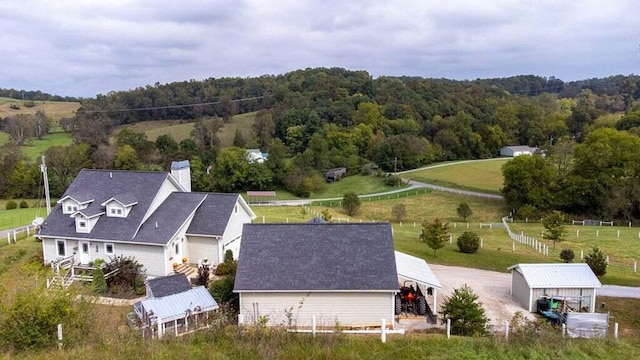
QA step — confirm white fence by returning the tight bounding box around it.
[5,225,36,244]
[502,217,549,256]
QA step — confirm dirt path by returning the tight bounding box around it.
[430,264,534,330]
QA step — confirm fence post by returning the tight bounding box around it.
[449,234,452,245]
[617,230,620,238]
[505,320,509,342]
[57,324,63,349]
[480,238,483,248]
[381,318,386,343]
[512,243,515,252]
[634,261,637,274]
[446,318,451,339]
[13,230,17,242]
[576,230,579,237]
[606,256,609,265]
[596,230,599,237]
[581,250,584,260]
[562,323,566,337]
[614,323,619,339]
[312,316,316,338]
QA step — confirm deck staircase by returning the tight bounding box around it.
[174,263,197,279]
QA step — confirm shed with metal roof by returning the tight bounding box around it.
[395,251,442,320]
[508,263,602,313]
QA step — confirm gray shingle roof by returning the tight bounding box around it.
[39,169,171,242]
[134,192,206,244]
[234,223,398,292]
[146,274,192,298]
[187,193,240,236]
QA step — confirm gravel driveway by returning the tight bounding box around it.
[429,264,534,329]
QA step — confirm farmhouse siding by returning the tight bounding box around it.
[187,236,220,265]
[239,292,393,328]
[221,203,253,260]
[43,238,64,263]
[114,243,166,277]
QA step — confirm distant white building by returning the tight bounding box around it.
[246,149,268,163]
[500,146,539,157]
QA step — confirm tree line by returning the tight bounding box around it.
[1,68,640,220]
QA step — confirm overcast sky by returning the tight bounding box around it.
[0,0,638,98]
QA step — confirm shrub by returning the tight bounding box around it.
[195,266,210,286]
[391,203,407,223]
[224,249,234,263]
[215,260,237,276]
[23,100,35,108]
[342,191,361,216]
[209,276,238,311]
[19,200,29,209]
[5,200,17,210]
[560,248,575,263]
[92,267,107,295]
[321,209,332,222]
[103,256,145,296]
[456,231,480,254]
[585,246,607,276]
[384,175,402,187]
[9,103,19,110]
[439,284,489,336]
[456,202,473,221]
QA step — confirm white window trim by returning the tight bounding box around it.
[104,243,114,255]
[56,240,66,257]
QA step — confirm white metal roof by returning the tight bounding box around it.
[508,263,602,289]
[139,286,218,322]
[395,251,442,289]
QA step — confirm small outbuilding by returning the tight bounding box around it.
[235,223,399,329]
[500,145,539,157]
[508,263,602,313]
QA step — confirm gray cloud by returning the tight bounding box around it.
[0,0,637,97]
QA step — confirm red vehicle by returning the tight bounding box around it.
[395,281,427,315]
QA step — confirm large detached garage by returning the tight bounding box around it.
[509,263,602,313]
[235,223,399,329]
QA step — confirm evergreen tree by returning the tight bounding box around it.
[585,246,607,276]
[342,192,361,216]
[439,284,488,336]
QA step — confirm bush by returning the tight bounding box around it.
[456,202,473,221]
[384,175,402,187]
[92,267,107,295]
[456,231,480,254]
[103,256,145,296]
[391,203,407,223]
[209,276,238,311]
[560,248,575,263]
[585,246,607,276]
[224,249,234,263]
[439,284,488,336]
[215,260,237,276]
[195,266,210,286]
[19,200,29,209]
[342,191,361,216]
[5,200,17,210]
[23,100,35,108]
[9,103,19,110]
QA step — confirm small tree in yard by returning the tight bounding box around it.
[542,210,565,249]
[457,231,480,254]
[391,203,407,223]
[585,246,607,276]
[342,191,361,216]
[456,202,473,221]
[439,284,488,336]
[560,248,575,263]
[420,218,449,257]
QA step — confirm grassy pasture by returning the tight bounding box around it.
[115,111,258,147]
[403,158,509,194]
[19,132,73,161]
[0,97,80,120]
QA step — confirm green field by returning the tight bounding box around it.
[0,97,80,120]
[115,111,258,147]
[403,158,510,194]
[18,132,73,161]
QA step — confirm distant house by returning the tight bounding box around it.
[246,149,268,163]
[325,167,347,182]
[508,263,601,313]
[36,161,256,278]
[234,223,441,328]
[500,146,539,157]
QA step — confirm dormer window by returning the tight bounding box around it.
[78,220,87,228]
[66,205,78,213]
[110,208,123,216]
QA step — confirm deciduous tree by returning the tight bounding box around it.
[342,191,361,216]
[420,218,449,257]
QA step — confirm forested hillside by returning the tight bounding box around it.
[2,68,640,220]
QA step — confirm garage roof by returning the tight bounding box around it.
[395,251,442,289]
[508,263,602,289]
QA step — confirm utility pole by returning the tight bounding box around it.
[394,157,398,187]
[40,155,51,216]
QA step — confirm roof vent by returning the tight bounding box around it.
[155,221,158,229]
[109,172,113,179]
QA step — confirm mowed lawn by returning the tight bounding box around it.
[402,158,510,194]
[510,222,640,287]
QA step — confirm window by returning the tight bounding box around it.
[234,204,238,214]
[105,243,114,255]
[56,240,66,257]
[65,205,78,213]
[174,243,179,255]
[78,221,87,228]
[110,208,123,215]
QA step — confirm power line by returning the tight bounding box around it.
[75,95,266,114]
